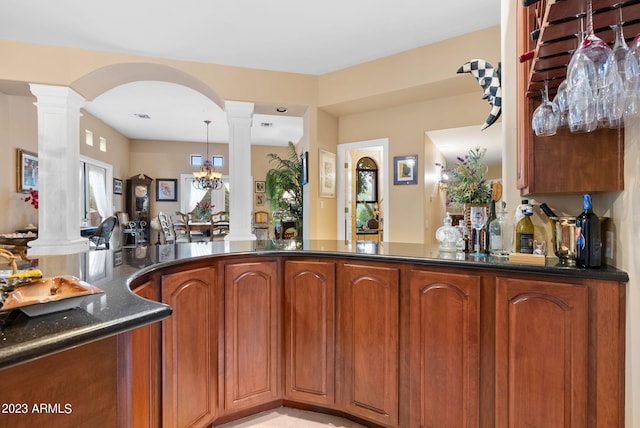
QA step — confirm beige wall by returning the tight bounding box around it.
[337,92,496,243]
[0,93,38,231]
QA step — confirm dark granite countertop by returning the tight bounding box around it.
[0,239,629,369]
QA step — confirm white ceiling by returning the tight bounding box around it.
[426,124,502,167]
[0,0,502,147]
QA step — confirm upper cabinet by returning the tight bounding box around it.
[517,0,630,194]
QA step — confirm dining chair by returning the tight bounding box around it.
[210,211,229,240]
[88,216,118,249]
[157,212,175,244]
[252,210,270,240]
[171,212,191,242]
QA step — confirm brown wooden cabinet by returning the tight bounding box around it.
[283,260,336,406]
[161,267,217,428]
[130,280,162,428]
[495,277,588,427]
[516,1,625,195]
[408,269,481,428]
[121,255,626,428]
[222,260,280,414]
[337,261,400,427]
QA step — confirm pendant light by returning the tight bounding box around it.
[192,120,222,191]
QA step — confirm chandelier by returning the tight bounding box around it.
[192,120,222,191]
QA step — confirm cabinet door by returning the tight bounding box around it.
[162,267,217,428]
[284,260,335,406]
[224,261,280,413]
[408,270,480,428]
[130,280,162,428]
[496,277,587,428]
[338,262,399,427]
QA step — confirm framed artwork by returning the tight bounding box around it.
[255,180,265,193]
[113,178,123,195]
[255,193,265,206]
[16,148,38,193]
[300,151,309,185]
[319,149,336,198]
[156,178,178,202]
[393,155,418,185]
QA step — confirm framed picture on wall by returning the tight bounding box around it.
[319,149,336,198]
[393,155,418,185]
[255,193,265,206]
[113,178,123,195]
[156,178,178,202]
[255,181,265,193]
[16,148,38,193]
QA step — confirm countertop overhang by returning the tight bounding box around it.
[0,239,629,369]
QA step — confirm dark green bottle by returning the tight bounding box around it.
[483,200,496,254]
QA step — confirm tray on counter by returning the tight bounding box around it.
[0,275,103,317]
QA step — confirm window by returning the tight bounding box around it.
[99,137,106,152]
[79,157,112,227]
[355,157,379,230]
[85,130,93,146]
[180,174,229,215]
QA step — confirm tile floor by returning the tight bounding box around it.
[215,407,367,428]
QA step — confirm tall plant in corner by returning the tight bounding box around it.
[265,141,303,222]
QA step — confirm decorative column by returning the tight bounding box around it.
[28,84,89,255]
[225,100,256,241]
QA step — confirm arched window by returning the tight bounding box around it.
[355,157,379,230]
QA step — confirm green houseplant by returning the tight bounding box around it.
[442,146,491,207]
[265,141,303,224]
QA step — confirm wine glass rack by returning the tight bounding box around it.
[522,0,640,97]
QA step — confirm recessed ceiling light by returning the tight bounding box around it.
[134,113,151,119]
[275,107,287,113]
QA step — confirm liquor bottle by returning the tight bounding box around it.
[483,199,496,254]
[488,201,514,257]
[575,194,602,268]
[515,200,534,254]
[456,220,470,253]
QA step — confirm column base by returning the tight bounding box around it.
[28,238,90,256]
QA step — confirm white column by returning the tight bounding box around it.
[225,100,256,241]
[28,84,89,255]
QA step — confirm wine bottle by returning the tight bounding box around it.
[575,194,602,268]
[483,200,496,254]
[515,200,534,254]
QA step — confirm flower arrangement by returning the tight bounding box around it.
[440,147,491,206]
[193,200,213,219]
[22,188,39,209]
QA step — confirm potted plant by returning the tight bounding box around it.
[265,142,303,236]
[441,146,491,208]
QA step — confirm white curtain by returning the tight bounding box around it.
[181,175,228,214]
[88,164,108,220]
[210,184,227,213]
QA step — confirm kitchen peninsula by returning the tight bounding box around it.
[0,241,628,428]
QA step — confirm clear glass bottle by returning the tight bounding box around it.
[455,220,470,253]
[488,201,514,257]
[436,212,462,253]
